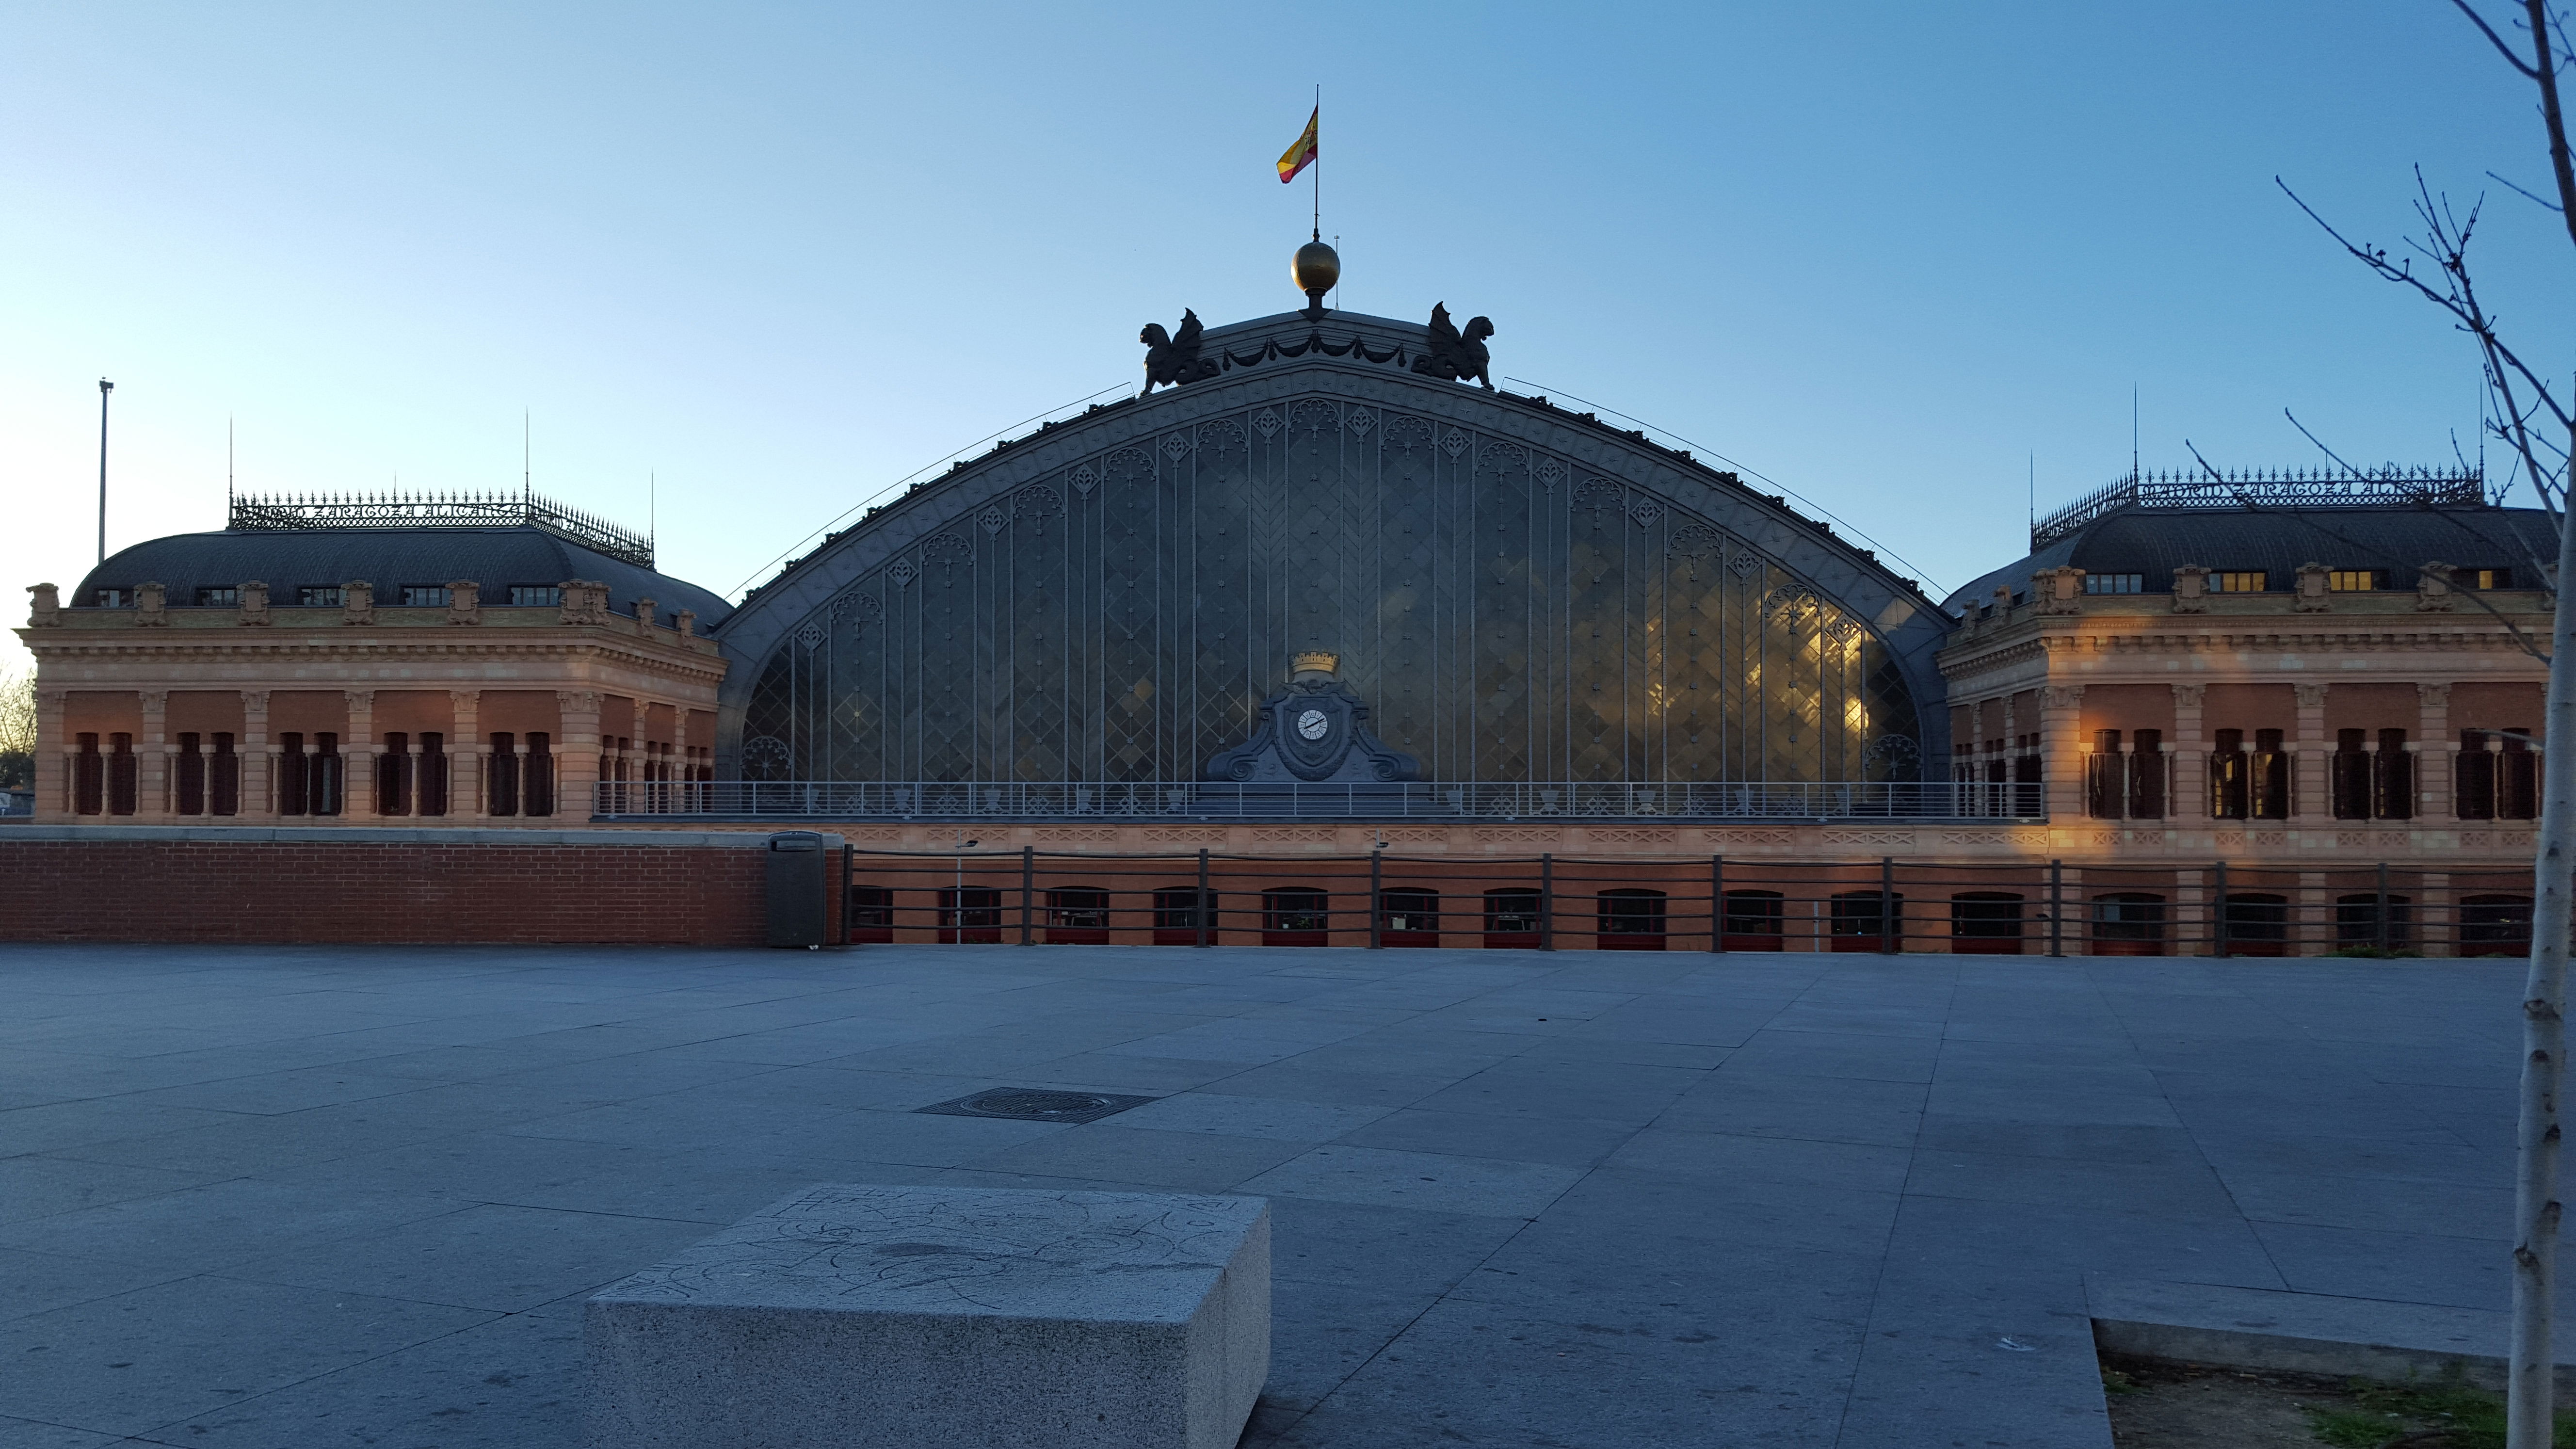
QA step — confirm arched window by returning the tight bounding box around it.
[1262,887,1330,947]
[1949,893,2025,955]
[1597,889,1667,950]
[1379,889,1440,947]
[2220,893,2290,957]
[2090,894,2166,956]
[846,885,893,944]
[2460,894,2533,957]
[939,886,1002,944]
[1482,888,1541,949]
[1722,889,1785,951]
[1152,886,1214,947]
[1831,890,1902,952]
[1045,887,1110,945]
[2334,892,2412,951]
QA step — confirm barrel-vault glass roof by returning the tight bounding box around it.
[715,308,1951,789]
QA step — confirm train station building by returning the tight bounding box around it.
[9,261,2552,956]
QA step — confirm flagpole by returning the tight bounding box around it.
[1311,85,1320,241]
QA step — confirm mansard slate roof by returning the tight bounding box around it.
[1942,503,2557,612]
[73,524,733,629]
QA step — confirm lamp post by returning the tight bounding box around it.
[96,378,113,565]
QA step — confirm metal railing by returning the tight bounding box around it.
[228,487,654,568]
[594,779,2044,822]
[2030,465,2485,549]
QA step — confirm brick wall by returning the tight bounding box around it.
[0,829,840,946]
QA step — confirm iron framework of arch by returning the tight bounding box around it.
[723,334,1942,797]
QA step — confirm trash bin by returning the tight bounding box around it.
[764,832,828,949]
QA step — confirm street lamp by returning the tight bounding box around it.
[96,379,113,565]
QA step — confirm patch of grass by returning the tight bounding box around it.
[2100,1367,2141,1395]
[2302,1365,2576,1448]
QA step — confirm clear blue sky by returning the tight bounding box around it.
[6,2,2567,676]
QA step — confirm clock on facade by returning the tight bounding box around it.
[1295,708,1330,741]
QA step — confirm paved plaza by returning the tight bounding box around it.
[0,940,2532,1448]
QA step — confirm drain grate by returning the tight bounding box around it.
[917,1087,1158,1125]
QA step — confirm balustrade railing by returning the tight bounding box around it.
[592,779,2045,822]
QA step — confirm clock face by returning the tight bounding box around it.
[1295,708,1330,741]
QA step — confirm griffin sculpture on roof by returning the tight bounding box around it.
[1139,310,1218,396]
[1411,303,1496,390]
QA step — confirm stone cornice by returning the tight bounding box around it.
[16,632,726,690]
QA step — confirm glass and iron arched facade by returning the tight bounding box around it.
[717,310,1949,795]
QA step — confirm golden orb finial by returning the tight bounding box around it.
[1292,239,1339,318]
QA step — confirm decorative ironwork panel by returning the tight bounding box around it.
[740,392,1919,786]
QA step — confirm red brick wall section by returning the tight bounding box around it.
[0,841,768,946]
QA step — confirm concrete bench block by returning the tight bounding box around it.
[584,1184,1269,1449]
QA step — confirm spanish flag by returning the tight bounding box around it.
[1276,106,1318,184]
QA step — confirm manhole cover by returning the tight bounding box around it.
[917,1088,1157,1125]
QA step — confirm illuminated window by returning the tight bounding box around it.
[2212,572,2268,593]
[2467,568,2514,590]
[2083,573,2142,595]
[2327,569,2389,592]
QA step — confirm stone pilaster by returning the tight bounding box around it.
[137,690,169,821]
[241,691,273,820]
[2418,682,2454,823]
[2293,683,2328,822]
[450,690,482,820]
[343,690,376,821]
[554,690,602,820]
[2041,684,2085,822]
[2171,682,2206,825]
[33,688,66,822]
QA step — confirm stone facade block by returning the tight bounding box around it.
[585,1184,1270,1449]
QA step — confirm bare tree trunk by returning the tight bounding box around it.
[2515,458,2576,1448]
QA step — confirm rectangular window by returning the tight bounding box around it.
[176,733,205,815]
[194,586,239,607]
[399,585,451,608]
[2327,569,2390,592]
[523,732,554,816]
[310,733,343,817]
[211,732,239,817]
[377,732,411,816]
[2083,573,2142,595]
[298,585,343,607]
[108,734,137,816]
[508,585,562,607]
[278,732,308,816]
[93,588,128,608]
[488,732,519,816]
[2212,572,2268,593]
[2468,568,2514,590]
[74,733,102,815]
[2210,728,2248,820]
[417,733,447,817]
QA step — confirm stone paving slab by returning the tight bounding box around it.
[0,944,2540,1446]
